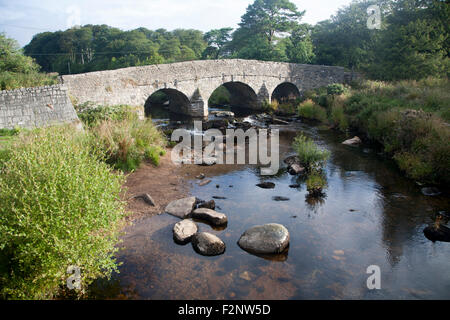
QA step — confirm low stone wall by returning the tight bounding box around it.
[0,85,80,130]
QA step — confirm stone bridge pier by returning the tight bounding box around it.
[62,59,353,118]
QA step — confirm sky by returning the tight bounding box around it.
[0,0,353,47]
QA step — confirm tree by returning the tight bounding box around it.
[0,33,39,73]
[203,28,233,59]
[286,24,315,63]
[311,0,388,71]
[230,0,304,60]
[371,0,449,80]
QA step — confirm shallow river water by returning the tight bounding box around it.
[90,118,449,300]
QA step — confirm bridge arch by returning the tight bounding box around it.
[271,82,300,103]
[218,82,259,110]
[144,88,191,117]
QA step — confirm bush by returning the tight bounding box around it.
[306,172,328,196]
[91,118,166,172]
[76,104,140,128]
[293,134,330,171]
[327,83,347,96]
[0,126,126,299]
[0,71,59,91]
[297,99,327,122]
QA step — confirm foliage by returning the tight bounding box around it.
[0,33,58,90]
[209,86,231,106]
[306,172,328,196]
[76,103,140,127]
[327,83,347,96]
[90,117,166,172]
[24,26,207,74]
[297,99,328,122]
[229,0,305,61]
[293,134,330,171]
[0,126,126,299]
[203,28,233,59]
[304,77,450,185]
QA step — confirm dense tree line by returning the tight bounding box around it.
[15,0,450,80]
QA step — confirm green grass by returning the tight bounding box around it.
[0,71,59,91]
[90,117,166,172]
[297,99,328,122]
[292,134,330,171]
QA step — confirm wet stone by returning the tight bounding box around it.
[191,208,228,226]
[165,196,197,219]
[256,182,275,189]
[173,219,198,244]
[238,223,290,254]
[192,232,226,256]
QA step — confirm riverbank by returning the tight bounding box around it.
[295,78,450,188]
[123,151,188,221]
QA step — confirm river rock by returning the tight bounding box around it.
[165,196,197,219]
[173,219,198,244]
[192,232,226,256]
[197,199,216,210]
[288,163,305,175]
[256,182,275,189]
[192,208,228,226]
[421,187,441,196]
[133,193,156,206]
[211,111,235,118]
[238,223,290,254]
[423,225,450,242]
[283,155,301,166]
[272,196,290,201]
[342,136,362,146]
[196,173,205,180]
[198,179,212,186]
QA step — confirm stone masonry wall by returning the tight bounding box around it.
[0,85,80,130]
[62,59,348,117]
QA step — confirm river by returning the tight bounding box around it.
[89,107,450,300]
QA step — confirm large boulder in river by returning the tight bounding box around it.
[192,232,226,256]
[165,196,197,219]
[191,208,228,226]
[342,136,362,146]
[211,110,235,118]
[238,223,290,254]
[173,219,198,244]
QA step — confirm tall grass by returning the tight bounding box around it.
[297,99,327,122]
[90,118,166,171]
[0,126,126,299]
[292,134,330,171]
[0,71,59,91]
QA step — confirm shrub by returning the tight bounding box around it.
[327,83,346,96]
[297,99,327,122]
[293,134,330,171]
[330,105,349,132]
[76,104,139,128]
[91,118,166,172]
[306,172,328,196]
[0,126,126,299]
[0,71,58,91]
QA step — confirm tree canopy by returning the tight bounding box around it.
[9,0,449,81]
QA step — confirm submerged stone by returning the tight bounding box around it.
[192,232,226,256]
[238,223,290,254]
[256,182,275,189]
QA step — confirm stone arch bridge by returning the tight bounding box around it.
[62,59,352,118]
